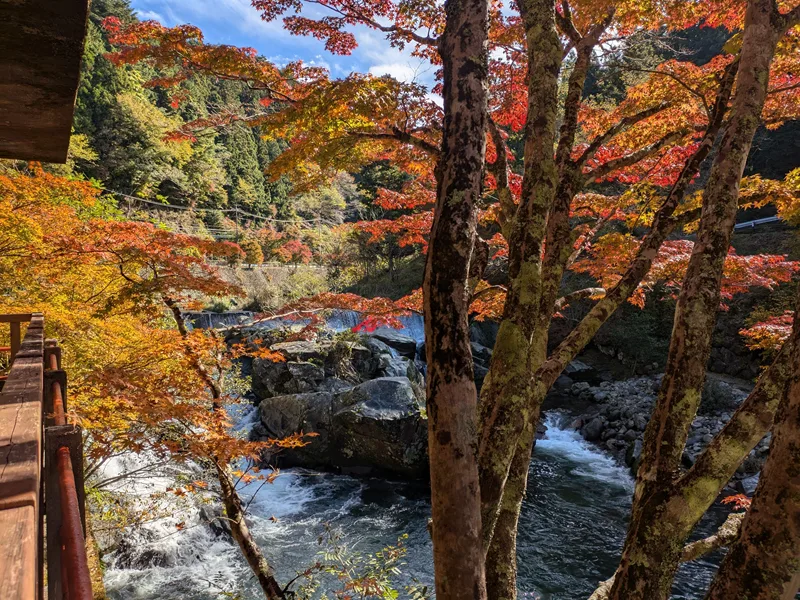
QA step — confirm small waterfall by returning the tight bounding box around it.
[183,311,255,330]
[323,310,426,343]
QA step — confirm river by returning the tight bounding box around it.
[102,408,727,600]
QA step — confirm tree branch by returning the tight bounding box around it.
[554,287,605,311]
[588,512,746,600]
[585,130,685,181]
[623,66,712,118]
[346,128,441,157]
[555,0,581,44]
[537,57,740,389]
[576,103,670,167]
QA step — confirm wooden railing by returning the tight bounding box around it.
[0,313,92,600]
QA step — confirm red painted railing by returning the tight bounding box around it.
[0,313,92,600]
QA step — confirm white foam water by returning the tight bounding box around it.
[536,414,635,492]
[101,409,720,600]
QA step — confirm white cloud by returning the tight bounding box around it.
[369,63,416,83]
[135,9,165,22]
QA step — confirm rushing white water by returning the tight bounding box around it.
[101,412,723,600]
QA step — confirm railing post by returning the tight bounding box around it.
[45,424,88,600]
[44,340,61,371]
[10,320,21,361]
[44,369,67,428]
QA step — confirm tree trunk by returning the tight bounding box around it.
[165,297,284,600]
[477,0,561,549]
[216,462,285,600]
[705,293,800,600]
[481,39,738,600]
[423,0,490,597]
[485,422,535,600]
[609,3,784,598]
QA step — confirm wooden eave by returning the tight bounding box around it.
[0,0,91,163]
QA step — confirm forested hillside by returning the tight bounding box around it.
[72,0,292,218]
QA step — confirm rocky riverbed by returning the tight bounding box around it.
[239,314,767,496]
[556,370,766,491]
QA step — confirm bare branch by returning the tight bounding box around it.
[554,287,605,311]
[589,512,745,600]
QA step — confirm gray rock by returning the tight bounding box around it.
[626,439,643,473]
[740,474,760,495]
[593,391,610,403]
[285,362,325,392]
[583,417,605,442]
[114,531,172,569]
[470,342,493,363]
[259,392,334,466]
[623,429,638,442]
[555,375,574,389]
[332,377,428,478]
[270,340,328,362]
[571,382,591,395]
[633,414,648,431]
[700,378,747,415]
[199,505,232,538]
[469,320,499,348]
[536,422,548,440]
[565,359,594,377]
[256,378,428,478]
[369,330,418,358]
[474,364,490,391]
[568,417,583,430]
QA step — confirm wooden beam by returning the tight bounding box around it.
[0,314,32,323]
[0,0,91,163]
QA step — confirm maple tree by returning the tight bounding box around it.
[93,0,800,598]
[0,165,312,599]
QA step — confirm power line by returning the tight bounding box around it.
[99,186,322,224]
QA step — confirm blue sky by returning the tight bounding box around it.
[130,0,437,88]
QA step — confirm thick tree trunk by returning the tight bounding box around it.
[477,0,561,550]
[422,0,489,597]
[705,296,800,600]
[609,3,784,598]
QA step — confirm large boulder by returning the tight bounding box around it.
[252,339,382,399]
[368,330,418,358]
[256,377,428,478]
[259,392,334,467]
[252,360,325,398]
[331,377,428,478]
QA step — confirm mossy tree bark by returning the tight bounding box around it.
[478,8,738,600]
[477,0,561,557]
[704,292,800,600]
[608,3,800,598]
[422,0,490,597]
